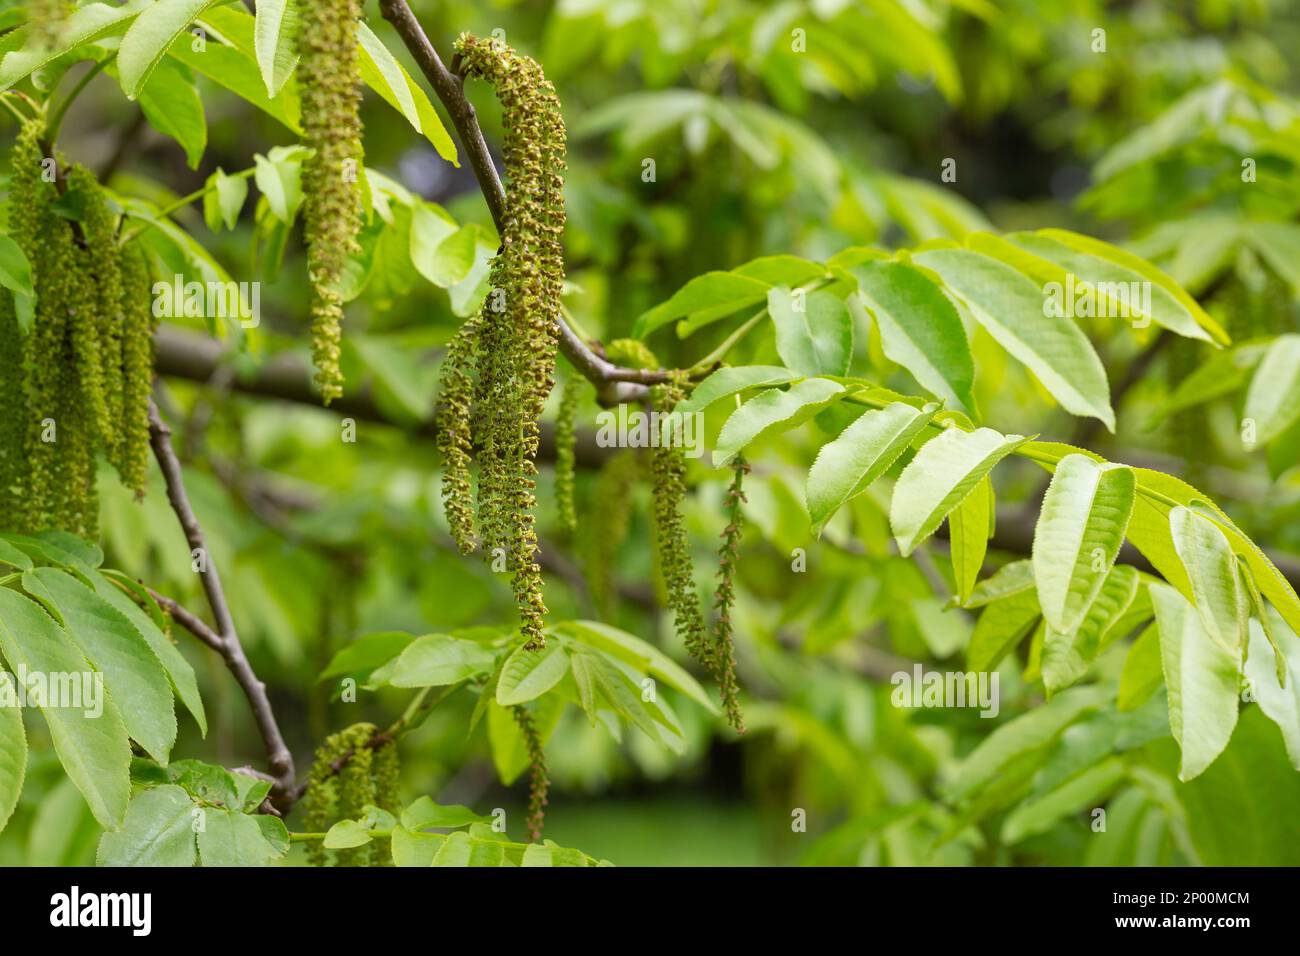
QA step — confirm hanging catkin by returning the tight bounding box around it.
[435,34,568,651]
[298,0,364,404]
[1,120,157,536]
[650,373,709,666]
[710,457,748,732]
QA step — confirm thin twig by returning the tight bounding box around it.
[147,398,296,805]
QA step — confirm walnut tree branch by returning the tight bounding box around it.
[147,398,296,807]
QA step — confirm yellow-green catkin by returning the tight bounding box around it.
[116,244,154,496]
[298,0,364,405]
[584,449,640,616]
[711,457,748,733]
[553,375,583,537]
[512,705,549,843]
[650,373,708,666]
[604,338,659,371]
[301,723,380,867]
[2,124,156,536]
[437,312,480,554]
[444,34,568,651]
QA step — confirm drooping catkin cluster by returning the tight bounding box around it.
[650,373,709,665]
[511,705,550,843]
[650,373,747,731]
[435,34,567,651]
[0,120,154,538]
[710,457,748,732]
[297,0,364,405]
[553,375,584,536]
[301,723,399,867]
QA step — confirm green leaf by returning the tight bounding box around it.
[1042,564,1140,694]
[166,30,300,132]
[714,378,845,468]
[391,826,441,866]
[852,260,974,410]
[1169,506,1247,654]
[383,634,496,689]
[1031,455,1136,634]
[0,671,24,835]
[950,476,993,605]
[767,286,852,377]
[554,620,717,713]
[356,21,457,164]
[967,587,1040,673]
[496,642,569,706]
[943,684,1110,802]
[1034,228,1228,345]
[912,248,1115,429]
[1000,757,1126,844]
[23,568,176,765]
[253,151,303,224]
[1000,230,1215,342]
[1151,583,1240,781]
[401,796,490,830]
[323,818,372,849]
[321,631,415,681]
[203,167,248,232]
[0,588,131,828]
[1118,622,1163,711]
[1243,334,1300,446]
[964,559,1034,608]
[196,807,281,866]
[96,785,196,866]
[1245,608,1300,770]
[674,366,798,417]
[891,426,1028,555]
[253,0,299,98]
[135,56,205,168]
[0,538,33,571]
[806,401,936,536]
[88,570,206,737]
[118,0,222,98]
[0,235,34,297]
[633,272,771,339]
[0,1,147,91]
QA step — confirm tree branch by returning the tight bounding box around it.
[376,0,668,404]
[148,398,296,806]
[153,325,616,466]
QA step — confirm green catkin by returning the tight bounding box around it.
[445,34,568,651]
[603,338,659,371]
[300,733,346,867]
[553,375,583,536]
[116,244,154,496]
[0,291,19,529]
[302,724,380,866]
[584,449,640,616]
[650,372,709,666]
[298,0,364,405]
[437,313,481,553]
[64,167,114,448]
[511,705,549,843]
[2,123,156,535]
[711,458,748,733]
